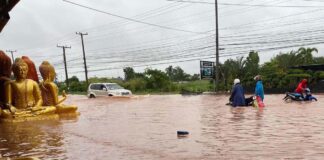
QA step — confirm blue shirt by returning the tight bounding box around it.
[255,80,264,100]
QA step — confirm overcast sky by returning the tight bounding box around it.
[1,0,324,81]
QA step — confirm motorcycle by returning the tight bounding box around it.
[283,88,317,102]
[226,96,255,107]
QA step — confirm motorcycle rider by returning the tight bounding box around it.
[229,79,246,107]
[295,79,308,98]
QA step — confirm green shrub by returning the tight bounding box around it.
[123,78,147,92]
[319,72,324,79]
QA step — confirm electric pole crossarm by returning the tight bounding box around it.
[6,49,17,63]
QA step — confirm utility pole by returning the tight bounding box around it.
[6,50,16,63]
[57,45,71,90]
[214,0,220,92]
[76,32,89,87]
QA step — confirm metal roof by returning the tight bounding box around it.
[291,64,324,71]
[0,0,20,32]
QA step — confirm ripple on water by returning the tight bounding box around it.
[0,94,324,159]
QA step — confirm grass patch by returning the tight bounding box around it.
[177,80,213,93]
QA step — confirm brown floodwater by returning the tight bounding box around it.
[1,94,324,159]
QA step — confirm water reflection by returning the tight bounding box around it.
[230,107,246,122]
[0,121,67,159]
[1,94,324,159]
[255,108,263,119]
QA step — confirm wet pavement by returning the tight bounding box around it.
[0,94,324,159]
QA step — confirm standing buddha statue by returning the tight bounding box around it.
[39,61,78,113]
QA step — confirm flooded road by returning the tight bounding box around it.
[1,94,324,159]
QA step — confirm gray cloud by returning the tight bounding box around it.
[1,0,323,81]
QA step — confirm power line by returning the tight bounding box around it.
[167,0,214,4]
[219,0,293,18]
[21,2,316,59]
[62,0,207,34]
[16,3,196,58]
[51,29,324,71]
[167,0,324,8]
[16,2,186,54]
[66,25,324,60]
[57,41,321,76]
[65,38,324,75]
[61,34,324,70]
[52,39,324,77]
[52,28,324,65]
[77,35,321,66]
[301,0,324,2]
[219,8,323,30]
[76,2,186,34]
[20,0,252,56]
[22,7,324,72]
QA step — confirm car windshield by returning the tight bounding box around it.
[106,84,124,90]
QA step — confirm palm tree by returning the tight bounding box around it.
[297,47,318,65]
[237,56,246,71]
[222,56,246,88]
[274,50,299,71]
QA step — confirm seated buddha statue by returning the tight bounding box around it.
[39,61,77,114]
[3,58,56,118]
[0,50,13,117]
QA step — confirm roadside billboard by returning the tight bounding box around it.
[200,61,214,79]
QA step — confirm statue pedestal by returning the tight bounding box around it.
[0,114,59,123]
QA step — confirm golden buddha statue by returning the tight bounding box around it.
[0,50,13,117]
[39,61,78,114]
[3,58,56,119]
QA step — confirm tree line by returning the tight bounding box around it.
[58,65,206,94]
[59,47,324,94]
[220,47,324,92]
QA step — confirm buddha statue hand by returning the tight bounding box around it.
[27,102,36,108]
[30,106,43,112]
[62,90,67,98]
[0,104,17,118]
[9,106,16,114]
[5,103,16,115]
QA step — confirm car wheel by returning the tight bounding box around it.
[108,94,113,96]
[89,94,95,98]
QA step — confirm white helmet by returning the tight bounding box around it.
[234,79,240,85]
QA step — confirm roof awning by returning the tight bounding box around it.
[0,0,20,32]
[290,64,324,71]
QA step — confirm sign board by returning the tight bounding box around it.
[200,61,214,79]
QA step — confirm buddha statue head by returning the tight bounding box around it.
[39,61,56,82]
[0,50,12,78]
[22,56,39,83]
[12,58,28,81]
